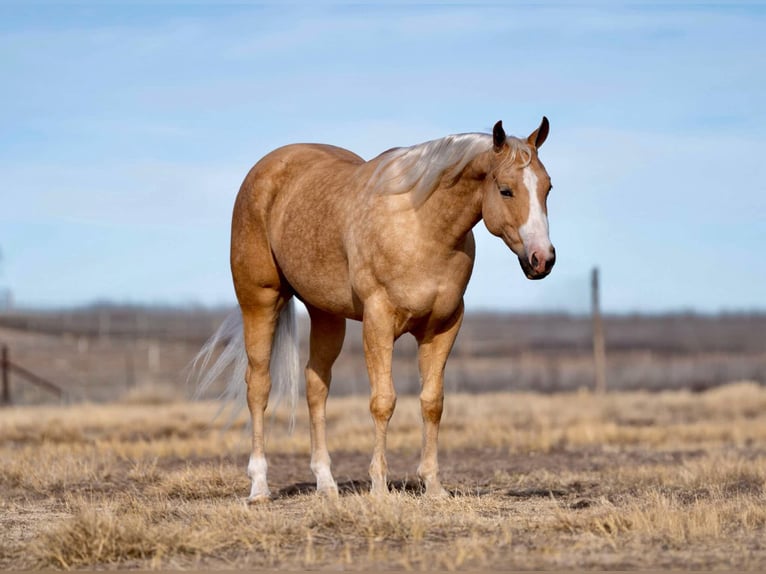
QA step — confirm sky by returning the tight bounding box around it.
[0,1,764,313]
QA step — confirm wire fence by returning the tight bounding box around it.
[1,345,66,405]
[1,292,765,405]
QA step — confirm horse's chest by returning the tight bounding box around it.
[364,243,474,323]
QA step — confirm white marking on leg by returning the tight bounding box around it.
[311,460,338,494]
[247,454,270,500]
[518,166,551,252]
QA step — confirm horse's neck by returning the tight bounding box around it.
[417,154,488,248]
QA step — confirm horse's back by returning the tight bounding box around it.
[256,143,364,178]
[236,143,364,208]
[293,143,366,165]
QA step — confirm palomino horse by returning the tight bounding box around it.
[197,118,555,502]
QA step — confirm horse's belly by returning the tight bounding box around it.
[272,241,360,318]
[289,270,359,318]
[267,178,362,317]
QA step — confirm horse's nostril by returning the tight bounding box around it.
[530,252,539,270]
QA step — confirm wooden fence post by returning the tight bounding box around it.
[591,267,607,394]
[125,351,135,390]
[1,345,10,405]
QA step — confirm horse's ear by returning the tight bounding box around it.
[493,120,506,151]
[527,116,549,149]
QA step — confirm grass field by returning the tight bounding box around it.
[2,381,766,570]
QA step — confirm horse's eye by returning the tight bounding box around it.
[499,186,514,198]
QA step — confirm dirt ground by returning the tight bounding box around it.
[2,384,766,570]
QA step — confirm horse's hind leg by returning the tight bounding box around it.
[240,291,285,503]
[305,306,346,496]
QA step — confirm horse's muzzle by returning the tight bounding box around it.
[519,246,556,280]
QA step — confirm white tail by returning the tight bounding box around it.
[191,299,300,429]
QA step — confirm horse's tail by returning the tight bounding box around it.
[191,299,300,430]
[270,298,301,430]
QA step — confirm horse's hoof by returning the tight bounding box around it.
[318,486,339,499]
[425,486,450,499]
[246,494,272,505]
[370,486,390,498]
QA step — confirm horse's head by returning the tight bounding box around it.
[481,117,555,280]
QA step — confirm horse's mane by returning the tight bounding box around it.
[368,132,532,206]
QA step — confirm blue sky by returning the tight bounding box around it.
[1,2,764,313]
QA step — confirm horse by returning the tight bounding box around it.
[195,117,555,502]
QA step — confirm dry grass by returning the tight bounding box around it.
[2,382,766,570]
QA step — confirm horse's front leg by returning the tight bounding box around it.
[414,301,464,497]
[362,296,396,496]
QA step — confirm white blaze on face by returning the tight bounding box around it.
[518,166,551,253]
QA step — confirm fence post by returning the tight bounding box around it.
[591,267,607,394]
[1,345,10,405]
[125,350,135,390]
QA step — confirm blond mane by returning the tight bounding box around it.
[368,132,532,206]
